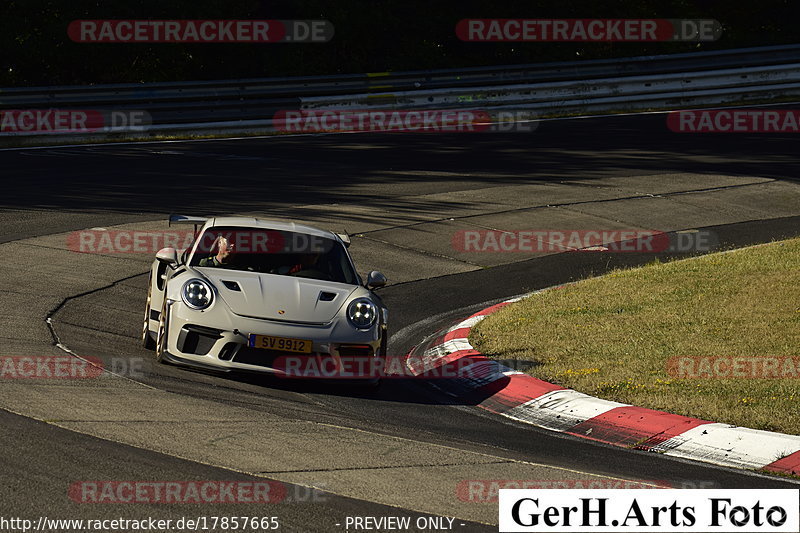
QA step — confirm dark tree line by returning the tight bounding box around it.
[2,0,797,87]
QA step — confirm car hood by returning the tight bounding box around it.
[198,268,357,323]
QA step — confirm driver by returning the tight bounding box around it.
[275,253,321,275]
[198,235,235,268]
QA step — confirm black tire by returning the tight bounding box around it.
[155,295,169,363]
[141,276,156,349]
[362,377,382,391]
[347,376,381,393]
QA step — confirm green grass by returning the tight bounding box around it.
[471,238,800,434]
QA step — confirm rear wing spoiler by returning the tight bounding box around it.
[169,214,350,247]
[168,214,210,233]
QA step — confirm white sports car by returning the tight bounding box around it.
[142,215,388,379]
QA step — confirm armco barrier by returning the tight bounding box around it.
[2,44,800,143]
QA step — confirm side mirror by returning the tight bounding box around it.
[365,270,387,289]
[336,233,351,248]
[156,247,178,265]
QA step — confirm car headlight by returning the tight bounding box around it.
[347,298,377,329]
[181,278,214,310]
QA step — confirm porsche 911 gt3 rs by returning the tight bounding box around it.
[142,215,388,378]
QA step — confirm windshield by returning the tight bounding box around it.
[190,227,357,285]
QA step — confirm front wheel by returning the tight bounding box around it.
[141,276,156,349]
[155,296,170,363]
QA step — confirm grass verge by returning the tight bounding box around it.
[471,238,800,435]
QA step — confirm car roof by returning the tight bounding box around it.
[202,216,337,240]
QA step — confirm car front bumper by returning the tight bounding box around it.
[163,299,385,376]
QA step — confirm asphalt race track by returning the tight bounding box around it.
[2,112,800,531]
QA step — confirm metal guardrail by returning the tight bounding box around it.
[2,44,800,140]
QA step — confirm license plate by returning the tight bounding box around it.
[248,334,312,354]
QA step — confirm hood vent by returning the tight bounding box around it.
[319,291,337,302]
[221,280,241,291]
